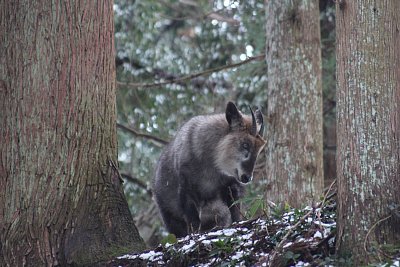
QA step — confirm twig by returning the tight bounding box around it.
[321,179,336,206]
[269,179,337,264]
[116,122,168,146]
[121,172,152,196]
[275,209,314,250]
[117,53,265,89]
[363,214,392,253]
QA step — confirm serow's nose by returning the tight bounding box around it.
[240,174,253,184]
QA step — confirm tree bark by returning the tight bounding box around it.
[0,1,145,266]
[336,0,400,264]
[264,0,324,207]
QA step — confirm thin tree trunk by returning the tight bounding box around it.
[264,0,324,207]
[0,1,145,266]
[336,1,400,264]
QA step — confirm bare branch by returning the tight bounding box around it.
[159,0,237,23]
[117,122,169,146]
[207,12,239,25]
[121,172,152,196]
[115,55,217,89]
[117,53,265,89]
[160,9,239,25]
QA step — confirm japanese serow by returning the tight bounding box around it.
[153,102,266,237]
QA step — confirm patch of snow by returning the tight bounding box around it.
[283,242,293,248]
[240,233,253,240]
[323,227,331,237]
[328,237,335,246]
[252,218,263,224]
[209,257,221,265]
[138,251,163,261]
[181,235,192,241]
[243,241,253,247]
[313,221,336,228]
[201,239,212,245]
[284,211,295,216]
[231,251,244,261]
[294,260,311,266]
[117,254,138,260]
[377,259,399,267]
[207,229,224,236]
[313,231,322,239]
[223,228,237,236]
[164,242,173,248]
[206,228,237,237]
[284,225,292,231]
[118,250,163,261]
[180,240,196,252]
[258,252,269,257]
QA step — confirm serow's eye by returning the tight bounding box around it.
[241,142,250,150]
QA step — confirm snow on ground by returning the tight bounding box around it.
[111,195,399,267]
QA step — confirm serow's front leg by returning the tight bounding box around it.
[180,192,201,234]
[226,185,244,222]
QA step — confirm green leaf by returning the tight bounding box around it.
[161,233,177,246]
[247,198,263,219]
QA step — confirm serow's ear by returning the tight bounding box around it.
[225,101,242,129]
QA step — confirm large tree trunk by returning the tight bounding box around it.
[264,0,324,207]
[0,1,145,266]
[336,1,400,264]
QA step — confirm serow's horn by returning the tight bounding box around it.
[249,106,257,136]
[255,108,264,136]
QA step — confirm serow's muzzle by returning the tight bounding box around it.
[240,174,253,184]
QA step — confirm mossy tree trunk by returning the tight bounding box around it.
[0,1,145,266]
[264,0,324,207]
[336,0,400,264]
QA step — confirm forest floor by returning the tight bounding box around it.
[110,186,399,267]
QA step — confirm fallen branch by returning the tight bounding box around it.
[117,53,265,89]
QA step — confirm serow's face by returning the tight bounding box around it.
[215,102,266,184]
